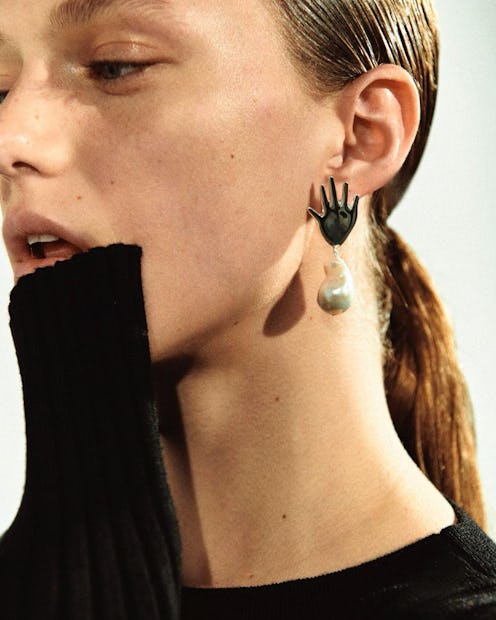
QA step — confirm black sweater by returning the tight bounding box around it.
[1,244,496,619]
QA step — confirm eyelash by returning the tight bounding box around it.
[85,60,150,83]
[0,61,150,104]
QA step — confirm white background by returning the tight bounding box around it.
[1,1,495,535]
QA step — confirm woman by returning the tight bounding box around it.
[0,0,495,618]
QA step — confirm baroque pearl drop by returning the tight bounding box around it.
[317,253,354,315]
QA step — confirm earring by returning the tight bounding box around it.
[308,177,360,315]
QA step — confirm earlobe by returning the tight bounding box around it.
[329,64,421,196]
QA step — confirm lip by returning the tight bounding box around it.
[2,209,90,283]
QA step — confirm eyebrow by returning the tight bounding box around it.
[48,0,168,28]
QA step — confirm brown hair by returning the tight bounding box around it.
[271,0,485,525]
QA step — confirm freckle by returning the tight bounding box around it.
[233,320,239,327]
[35,114,40,120]
[230,153,235,159]
[282,514,287,520]
[110,180,115,185]
[249,574,255,579]
[274,396,280,402]
[76,196,82,201]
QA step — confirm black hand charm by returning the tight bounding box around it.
[308,177,359,246]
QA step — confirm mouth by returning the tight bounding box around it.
[3,211,94,282]
[24,233,84,270]
[28,234,62,259]
[6,228,86,282]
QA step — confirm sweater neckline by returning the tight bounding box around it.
[182,500,468,595]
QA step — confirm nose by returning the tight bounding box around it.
[0,80,71,180]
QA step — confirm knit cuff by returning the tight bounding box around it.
[3,244,181,620]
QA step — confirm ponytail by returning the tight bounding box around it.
[374,220,485,526]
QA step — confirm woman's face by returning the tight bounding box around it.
[0,0,338,359]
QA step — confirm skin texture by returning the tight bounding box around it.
[0,0,340,358]
[0,0,454,587]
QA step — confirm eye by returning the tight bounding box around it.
[0,91,9,104]
[86,60,149,82]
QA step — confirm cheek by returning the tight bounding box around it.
[72,74,324,356]
[81,86,316,271]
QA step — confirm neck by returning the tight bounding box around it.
[155,256,453,588]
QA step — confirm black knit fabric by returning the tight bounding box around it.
[1,245,181,620]
[182,502,496,619]
[1,244,496,619]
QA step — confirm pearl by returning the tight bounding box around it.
[317,255,354,315]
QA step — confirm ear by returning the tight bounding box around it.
[324,64,421,198]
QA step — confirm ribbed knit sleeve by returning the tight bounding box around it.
[0,244,181,620]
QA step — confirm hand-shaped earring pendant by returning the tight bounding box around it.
[308,177,360,315]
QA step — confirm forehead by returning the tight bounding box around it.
[0,0,276,29]
[0,0,164,39]
[0,0,282,53]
